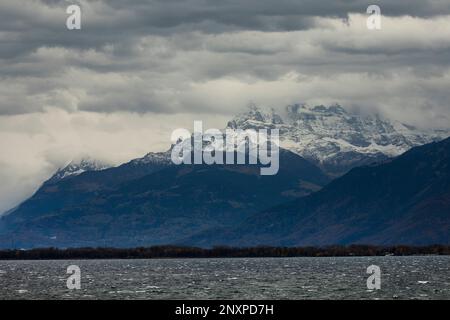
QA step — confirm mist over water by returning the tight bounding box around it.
[0,256,448,300]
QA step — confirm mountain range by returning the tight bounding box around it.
[0,149,329,248]
[0,104,448,248]
[49,104,450,182]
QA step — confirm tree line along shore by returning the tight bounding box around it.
[0,245,449,260]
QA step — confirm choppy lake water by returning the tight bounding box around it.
[0,256,448,299]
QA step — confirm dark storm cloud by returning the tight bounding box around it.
[0,0,450,117]
[1,0,449,60]
[1,0,450,58]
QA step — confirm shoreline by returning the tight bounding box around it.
[1,245,449,260]
[0,255,448,262]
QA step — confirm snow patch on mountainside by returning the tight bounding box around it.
[130,149,173,166]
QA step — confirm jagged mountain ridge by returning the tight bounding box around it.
[227,104,449,175]
[48,104,449,182]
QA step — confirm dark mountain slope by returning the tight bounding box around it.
[187,137,450,246]
[0,149,329,248]
[0,151,173,225]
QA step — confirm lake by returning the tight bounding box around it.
[0,256,448,299]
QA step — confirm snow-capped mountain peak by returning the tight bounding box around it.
[227,104,450,175]
[130,149,173,166]
[227,105,284,129]
[49,158,111,182]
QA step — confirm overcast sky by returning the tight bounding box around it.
[1,0,450,212]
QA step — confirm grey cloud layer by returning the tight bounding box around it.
[0,0,449,126]
[3,0,450,55]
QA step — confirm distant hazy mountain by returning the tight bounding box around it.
[228,104,449,175]
[186,137,450,247]
[0,149,329,248]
